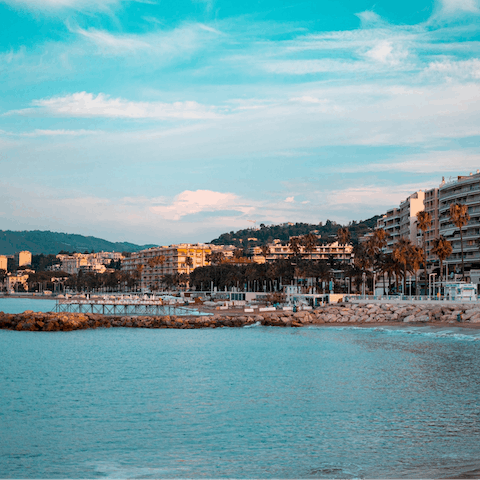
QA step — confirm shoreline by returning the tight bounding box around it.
[2,317,479,331]
[3,301,480,331]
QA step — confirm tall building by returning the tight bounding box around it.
[436,172,480,274]
[15,251,32,267]
[424,187,440,264]
[0,255,7,271]
[377,191,425,253]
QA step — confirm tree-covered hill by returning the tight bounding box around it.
[0,230,157,255]
[210,216,381,247]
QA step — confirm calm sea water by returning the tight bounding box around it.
[1,309,480,478]
[0,297,57,314]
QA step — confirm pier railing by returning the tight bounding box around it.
[55,298,207,316]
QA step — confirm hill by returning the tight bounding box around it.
[210,216,381,247]
[0,230,157,255]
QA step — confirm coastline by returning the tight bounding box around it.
[2,300,480,331]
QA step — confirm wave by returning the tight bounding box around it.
[308,325,480,342]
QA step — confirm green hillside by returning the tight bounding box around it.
[0,230,157,255]
[210,216,381,247]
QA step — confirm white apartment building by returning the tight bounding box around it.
[250,239,353,263]
[377,191,425,253]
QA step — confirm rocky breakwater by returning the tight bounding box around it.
[306,302,480,325]
[2,303,480,331]
[0,311,304,331]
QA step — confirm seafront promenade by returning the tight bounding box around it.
[2,300,480,331]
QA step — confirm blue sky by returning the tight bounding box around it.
[1,0,480,244]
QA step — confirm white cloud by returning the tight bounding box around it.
[285,196,295,203]
[438,0,480,14]
[340,151,480,175]
[363,40,408,65]
[150,189,255,221]
[9,92,220,120]
[424,58,480,79]
[76,28,151,52]
[0,0,132,12]
[324,183,437,209]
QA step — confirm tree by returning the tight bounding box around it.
[409,245,424,296]
[301,233,318,259]
[336,227,351,245]
[392,237,414,294]
[416,211,432,291]
[449,203,470,280]
[289,237,301,258]
[206,251,224,264]
[432,236,453,282]
[185,256,193,274]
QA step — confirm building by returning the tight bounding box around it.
[14,251,32,267]
[377,191,425,253]
[250,239,353,263]
[122,244,215,289]
[0,255,7,271]
[6,273,29,292]
[56,252,124,275]
[436,172,480,275]
[424,186,440,265]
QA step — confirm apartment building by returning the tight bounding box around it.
[436,172,480,273]
[6,273,29,292]
[56,252,124,275]
[14,251,32,267]
[0,255,7,271]
[424,187,440,264]
[376,191,425,253]
[250,239,353,263]
[121,244,214,289]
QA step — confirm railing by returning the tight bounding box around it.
[344,294,478,302]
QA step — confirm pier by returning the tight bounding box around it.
[55,296,202,316]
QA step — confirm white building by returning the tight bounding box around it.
[377,191,425,253]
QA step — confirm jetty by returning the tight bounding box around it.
[55,296,201,317]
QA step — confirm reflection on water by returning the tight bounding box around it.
[0,326,479,478]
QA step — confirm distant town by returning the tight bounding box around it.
[1,171,479,299]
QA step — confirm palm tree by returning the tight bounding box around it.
[409,245,424,296]
[449,203,470,280]
[185,256,193,275]
[392,237,414,294]
[416,211,432,291]
[432,236,453,282]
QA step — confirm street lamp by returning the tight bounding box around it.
[429,273,437,300]
[373,271,376,298]
[362,271,366,298]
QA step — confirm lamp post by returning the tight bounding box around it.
[373,271,376,298]
[362,271,366,298]
[429,273,436,300]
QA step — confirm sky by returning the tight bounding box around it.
[1,0,480,245]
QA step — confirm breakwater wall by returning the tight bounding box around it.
[2,302,480,331]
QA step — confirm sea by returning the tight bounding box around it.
[1,297,480,478]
